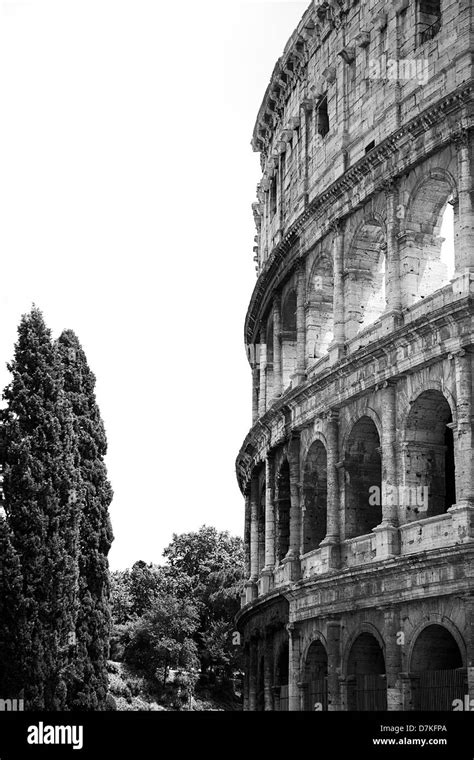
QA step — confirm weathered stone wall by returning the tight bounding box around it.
[238,0,474,711]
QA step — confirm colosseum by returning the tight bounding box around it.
[235,0,474,712]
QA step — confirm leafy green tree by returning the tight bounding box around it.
[163,526,245,678]
[2,307,82,709]
[56,329,114,710]
[124,593,199,686]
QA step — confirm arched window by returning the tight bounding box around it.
[347,633,387,711]
[410,625,464,710]
[281,290,297,390]
[302,441,328,553]
[344,417,382,539]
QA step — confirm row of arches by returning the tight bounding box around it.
[254,388,456,572]
[257,171,457,405]
[258,624,465,712]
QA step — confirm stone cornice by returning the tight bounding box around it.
[245,83,473,347]
[236,544,474,628]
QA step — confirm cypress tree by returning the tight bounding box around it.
[2,307,82,709]
[0,511,23,697]
[56,329,114,710]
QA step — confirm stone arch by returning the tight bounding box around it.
[302,638,328,711]
[345,629,387,711]
[281,288,297,390]
[408,622,466,711]
[275,459,291,563]
[402,389,456,520]
[344,416,382,539]
[407,617,466,671]
[401,169,457,307]
[306,251,334,359]
[344,217,387,341]
[302,439,328,553]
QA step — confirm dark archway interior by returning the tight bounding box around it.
[303,441,328,553]
[404,390,456,518]
[347,633,387,711]
[276,460,291,562]
[411,625,463,672]
[345,417,382,539]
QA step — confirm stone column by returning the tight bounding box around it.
[244,488,251,588]
[453,350,474,506]
[326,619,342,711]
[373,382,400,558]
[292,259,306,386]
[248,636,258,711]
[329,220,345,361]
[246,474,259,603]
[258,329,267,418]
[264,632,274,711]
[464,596,474,704]
[384,606,403,710]
[454,129,474,273]
[252,364,259,425]
[284,437,301,582]
[384,179,403,323]
[273,295,282,399]
[243,645,249,711]
[288,623,302,711]
[449,351,474,541]
[261,453,275,594]
[320,411,341,570]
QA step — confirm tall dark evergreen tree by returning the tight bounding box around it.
[0,512,23,696]
[2,307,82,709]
[57,329,114,710]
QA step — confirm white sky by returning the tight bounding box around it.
[0,0,308,569]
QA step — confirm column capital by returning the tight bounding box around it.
[453,127,471,150]
[381,176,400,195]
[330,217,345,235]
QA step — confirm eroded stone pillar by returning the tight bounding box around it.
[264,632,274,711]
[327,619,342,711]
[273,295,282,399]
[288,623,302,711]
[449,350,474,541]
[384,606,403,711]
[464,596,474,703]
[384,179,402,324]
[373,382,400,558]
[248,636,258,711]
[246,474,259,603]
[261,454,275,594]
[293,260,307,386]
[252,364,259,424]
[258,329,267,418]
[455,129,474,272]
[320,411,340,570]
[330,220,345,361]
[285,437,301,581]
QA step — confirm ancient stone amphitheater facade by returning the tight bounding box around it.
[235,0,474,711]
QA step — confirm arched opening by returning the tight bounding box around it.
[302,441,328,553]
[276,460,291,563]
[281,289,297,390]
[403,390,456,521]
[306,254,334,360]
[257,482,266,574]
[345,221,386,341]
[402,178,455,308]
[347,633,387,711]
[303,640,328,711]
[344,417,382,539]
[410,625,465,710]
[275,640,289,711]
